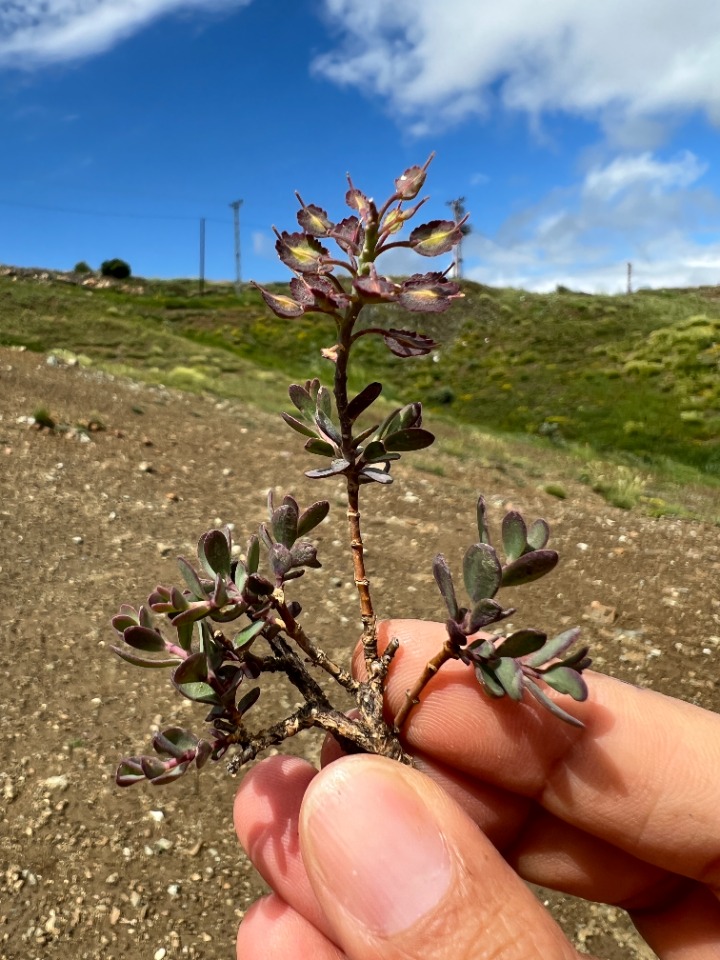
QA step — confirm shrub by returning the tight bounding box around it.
[100,258,131,280]
[73,261,93,274]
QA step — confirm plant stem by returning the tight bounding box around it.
[392,638,458,732]
[334,305,377,662]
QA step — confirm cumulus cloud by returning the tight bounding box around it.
[464,151,720,292]
[0,0,250,67]
[314,0,720,134]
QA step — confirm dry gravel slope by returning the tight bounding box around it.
[1,346,719,960]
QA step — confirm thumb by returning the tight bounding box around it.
[300,755,585,960]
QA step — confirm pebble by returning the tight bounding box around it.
[138,461,154,473]
[149,809,165,822]
[154,948,167,960]
[72,535,84,545]
[43,774,69,792]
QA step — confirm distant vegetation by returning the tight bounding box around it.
[1,269,719,479]
[100,258,131,280]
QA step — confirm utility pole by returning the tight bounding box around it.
[199,217,206,297]
[229,199,243,294]
[446,197,467,279]
[627,261,633,295]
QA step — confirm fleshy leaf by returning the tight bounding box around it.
[198,529,231,578]
[295,193,333,236]
[384,427,435,451]
[122,625,166,652]
[346,382,382,422]
[172,653,220,704]
[466,598,510,632]
[463,543,502,602]
[288,383,315,419]
[527,518,550,551]
[315,409,342,446]
[524,679,584,727]
[116,758,146,787]
[433,554,459,620]
[495,657,524,701]
[408,218,465,257]
[495,629,547,659]
[281,412,318,439]
[501,549,558,588]
[541,665,589,701]
[305,458,351,479]
[275,231,330,274]
[111,646,181,669]
[233,620,265,650]
[246,535,260,575]
[398,273,462,313]
[148,762,190,785]
[475,662,505,697]
[476,496,491,544]
[153,727,198,759]
[305,437,336,457]
[359,466,393,484]
[361,439,388,463]
[237,686,261,715]
[272,503,298,549]
[297,500,330,537]
[379,328,437,358]
[177,557,207,600]
[501,512,528,564]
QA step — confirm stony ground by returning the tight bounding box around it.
[1,346,718,960]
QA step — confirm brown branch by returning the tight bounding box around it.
[393,638,458,733]
[275,601,359,693]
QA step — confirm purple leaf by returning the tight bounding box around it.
[111,646,181,669]
[353,268,398,303]
[295,193,333,236]
[524,628,582,669]
[122,625,166,652]
[305,458,350,479]
[329,216,365,256]
[346,382,382,422]
[501,511,527,564]
[359,466,393,484]
[501,549,558,588]
[524,679,584,728]
[345,178,377,222]
[409,218,467,257]
[433,554,459,620]
[379,328,437,358]
[297,500,330,537]
[384,427,435,451]
[463,543,502,602]
[398,273,462,313]
[394,153,434,200]
[253,283,305,318]
[116,757,146,787]
[495,629,547,659]
[153,727,199,760]
[274,230,330,274]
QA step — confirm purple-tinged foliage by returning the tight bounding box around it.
[114,159,591,797]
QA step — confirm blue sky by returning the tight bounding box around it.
[2,0,720,293]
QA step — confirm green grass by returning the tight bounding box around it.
[2,269,720,522]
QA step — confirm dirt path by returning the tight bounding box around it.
[1,347,718,959]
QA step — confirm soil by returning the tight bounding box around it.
[1,345,718,960]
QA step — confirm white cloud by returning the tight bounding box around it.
[464,152,720,292]
[0,0,250,67]
[583,151,707,201]
[314,1,720,133]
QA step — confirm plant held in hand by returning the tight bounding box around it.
[114,156,590,789]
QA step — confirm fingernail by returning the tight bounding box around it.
[302,758,452,936]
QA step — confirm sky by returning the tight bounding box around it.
[1,0,720,293]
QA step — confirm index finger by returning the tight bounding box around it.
[356,620,720,887]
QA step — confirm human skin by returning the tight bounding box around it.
[234,619,720,959]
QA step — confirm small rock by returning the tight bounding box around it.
[156,837,174,851]
[109,906,121,926]
[105,873,119,886]
[43,774,69,792]
[154,948,167,960]
[71,536,84,545]
[138,461,154,473]
[149,809,165,822]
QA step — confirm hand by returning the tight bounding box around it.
[234,619,720,959]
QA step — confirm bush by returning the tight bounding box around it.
[73,261,93,274]
[100,258,131,280]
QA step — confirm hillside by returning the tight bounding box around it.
[1,264,719,517]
